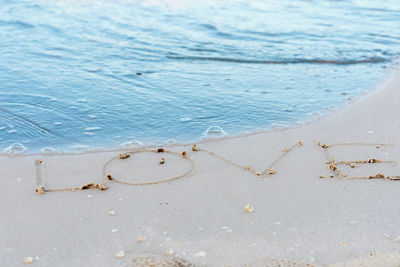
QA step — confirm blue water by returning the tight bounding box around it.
[1,0,400,153]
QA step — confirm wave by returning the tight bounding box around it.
[166,56,390,65]
[0,20,34,29]
[0,108,54,137]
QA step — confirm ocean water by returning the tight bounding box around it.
[0,0,399,153]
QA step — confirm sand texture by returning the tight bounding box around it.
[1,69,400,266]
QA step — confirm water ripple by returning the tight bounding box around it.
[0,108,53,136]
[167,56,390,65]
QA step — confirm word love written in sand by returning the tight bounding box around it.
[35,141,399,194]
[34,141,303,194]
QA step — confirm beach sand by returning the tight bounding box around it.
[1,69,400,266]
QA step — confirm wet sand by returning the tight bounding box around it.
[1,69,400,266]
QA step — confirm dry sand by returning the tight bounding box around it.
[1,69,400,266]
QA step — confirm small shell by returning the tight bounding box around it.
[159,158,165,164]
[109,210,116,216]
[96,183,108,190]
[319,175,324,179]
[157,148,165,153]
[298,140,303,145]
[166,248,175,256]
[192,144,200,151]
[23,257,34,264]
[384,233,390,239]
[115,251,125,258]
[282,148,289,152]
[35,186,45,194]
[244,204,254,213]
[80,183,96,190]
[267,168,277,175]
[181,151,187,157]
[317,141,329,148]
[136,235,146,243]
[394,236,400,242]
[350,163,356,168]
[87,195,93,199]
[194,251,207,257]
[119,153,130,159]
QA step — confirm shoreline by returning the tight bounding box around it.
[1,65,396,158]
[1,68,400,266]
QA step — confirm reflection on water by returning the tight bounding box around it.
[0,0,399,153]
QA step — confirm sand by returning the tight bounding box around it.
[1,68,400,266]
